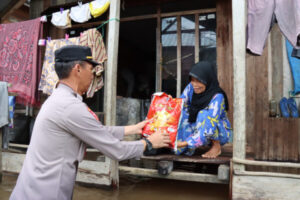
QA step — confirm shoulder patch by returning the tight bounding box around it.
[87,107,99,121]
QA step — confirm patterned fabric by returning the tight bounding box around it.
[38,38,80,95]
[80,28,107,97]
[175,83,232,155]
[0,18,42,106]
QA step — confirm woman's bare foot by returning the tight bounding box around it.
[202,140,221,158]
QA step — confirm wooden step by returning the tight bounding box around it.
[142,155,231,164]
[141,144,254,165]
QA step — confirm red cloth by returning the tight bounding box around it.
[0,18,42,106]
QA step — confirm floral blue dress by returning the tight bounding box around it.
[175,83,232,155]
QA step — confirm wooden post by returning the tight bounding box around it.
[155,5,162,92]
[270,24,283,113]
[195,13,199,63]
[104,0,121,187]
[0,128,2,183]
[176,15,182,97]
[232,0,247,171]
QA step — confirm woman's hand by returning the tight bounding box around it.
[147,131,171,148]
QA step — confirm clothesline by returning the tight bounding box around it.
[41,16,119,40]
[96,18,120,38]
[39,17,119,46]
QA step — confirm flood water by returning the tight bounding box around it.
[0,173,228,200]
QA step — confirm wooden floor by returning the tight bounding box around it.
[141,144,254,165]
[142,155,231,164]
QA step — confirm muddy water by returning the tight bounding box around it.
[0,174,228,200]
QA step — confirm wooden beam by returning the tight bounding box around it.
[161,8,216,18]
[0,0,26,20]
[232,175,300,200]
[104,0,121,188]
[217,0,233,124]
[121,8,216,22]
[71,8,217,30]
[121,14,158,22]
[233,157,300,168]
[76,159,111,185]
[142,155,230,164]
[194,13,199,63]
[119,166,228,184]
[67,20,105,29]
[218,164,230,181]
[232,0,247,171]
[270,24,283,106]
[176,15,181,97]
[155,6,162,92]
[0,128,2,183]
[105,0,120,126]
[1,152,113,185]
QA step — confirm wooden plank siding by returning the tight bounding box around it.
[216,0,233,124]
[254,45,269,160]
[268,118,299,162]
[246,38,299,162]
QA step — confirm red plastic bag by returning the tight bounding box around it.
[142,92,183,148]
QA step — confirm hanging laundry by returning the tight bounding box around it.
[70,3,91,23]
[80,28,107,97]
[51,9,71,29]
[0,82,9,128]
[89,0,110,18]
[8,96,16,128]
[286,39,300,95]
[247,0,300,55]
[0,18,43,106]
[39,38,80,95]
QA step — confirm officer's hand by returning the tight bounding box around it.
[124,119,150,135]
[134,119,150,134]
[148,131,171,148]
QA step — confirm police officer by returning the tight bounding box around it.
[10,45,171,200]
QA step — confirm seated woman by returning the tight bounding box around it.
[175,61,232,158]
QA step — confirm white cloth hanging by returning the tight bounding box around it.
[70,3,91,23]
[51,9,71,29]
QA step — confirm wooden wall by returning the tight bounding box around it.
[215,0,299,162]
[245,25,299,162]
[216,0,233,124]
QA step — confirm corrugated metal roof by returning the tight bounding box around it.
[162,16,216,47]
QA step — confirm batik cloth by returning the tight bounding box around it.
[0,18,42,105]
[80,28,107,97]
[38,38,80,95]
[175,83,232,155]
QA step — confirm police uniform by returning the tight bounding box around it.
[10,46,144,200]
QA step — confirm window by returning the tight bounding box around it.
[160,12,216,97]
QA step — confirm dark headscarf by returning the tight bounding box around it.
[188,61,229,123]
